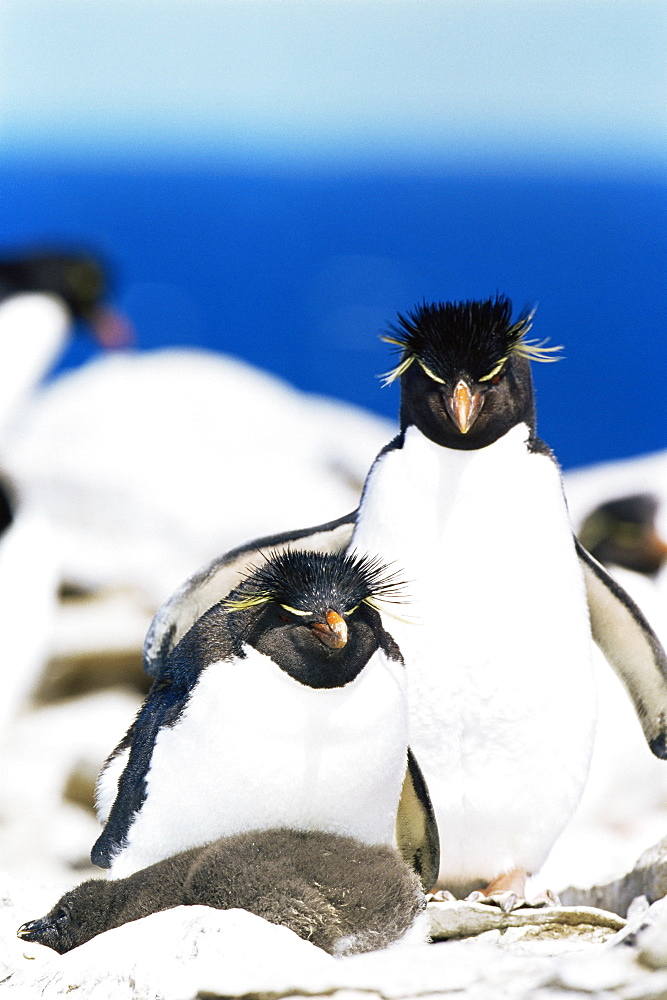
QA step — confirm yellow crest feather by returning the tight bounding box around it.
[222,592,272,612]
[378,351,416,387]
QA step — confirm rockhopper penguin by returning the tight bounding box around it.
[20,828,426,956]
[0,249,130,348]
[578,493,667,579]
[0,248,128,532]
[134,296,667,905]
[93,549,439,888]
[350,297,596,902]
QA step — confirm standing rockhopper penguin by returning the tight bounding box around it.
[93,549,439,888]
[349,297,667,904]
[19,828,426,956]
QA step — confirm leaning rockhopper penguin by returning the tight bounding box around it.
[93,549,439,889]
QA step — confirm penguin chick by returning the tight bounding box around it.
[93,550,438,888]
[19,828,425,956]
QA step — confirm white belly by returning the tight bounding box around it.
[352,423,597,886]
[105,647,408,877]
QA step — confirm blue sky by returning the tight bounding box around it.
[1,0,665,170]
[0,2,665,467]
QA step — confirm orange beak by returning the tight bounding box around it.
[90,306,135,349]
[446,379,484,434]
[647,529,667,568]
[310,609,348,649]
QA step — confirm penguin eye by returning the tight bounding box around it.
[479,358,507,383]
[55,907,69,926]
[417,360,446,385]
[279,604,311,617]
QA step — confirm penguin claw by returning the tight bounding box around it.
[463,888,560,912]
[497,892,522,913]
[529,889,561,908]
[465,890,525,912]
[464,890,485,904]
[483,889,526,913]
[426,889,457,902]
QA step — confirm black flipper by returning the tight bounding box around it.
[144,512,357,679]
[91,677,191,868]
[577,537,667,758]
[395,748,440,892]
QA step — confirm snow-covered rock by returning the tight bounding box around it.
[0,691,139,882]
[1,347,396,608]
[561,836,667,918]
[5,890,667,1000]
[4,905,335,999]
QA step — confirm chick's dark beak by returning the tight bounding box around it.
[310,610,348,649]
[445,379,484,434]
[17,916,58,949]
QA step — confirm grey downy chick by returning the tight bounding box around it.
[18,827,425,956]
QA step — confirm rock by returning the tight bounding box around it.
[549,947,655,992]
[31,587,154,706]
[473,921,618,959]
[616,895,667,971]
[200,933,555,1000]
[560,834,667,917]
[36,649,148,705]
[5,884,667,1000]
[428,899,625,953]
[526,898,667,998]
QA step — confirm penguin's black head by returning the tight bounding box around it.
[383,296,560,449]
[579,493,667,577]
[17,880,114,954]
[0,249,132,347]
[224,550,406,688]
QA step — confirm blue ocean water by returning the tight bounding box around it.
[0,160,664,469]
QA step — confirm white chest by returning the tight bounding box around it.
[352,424,598,881]
[109,646,408,876]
